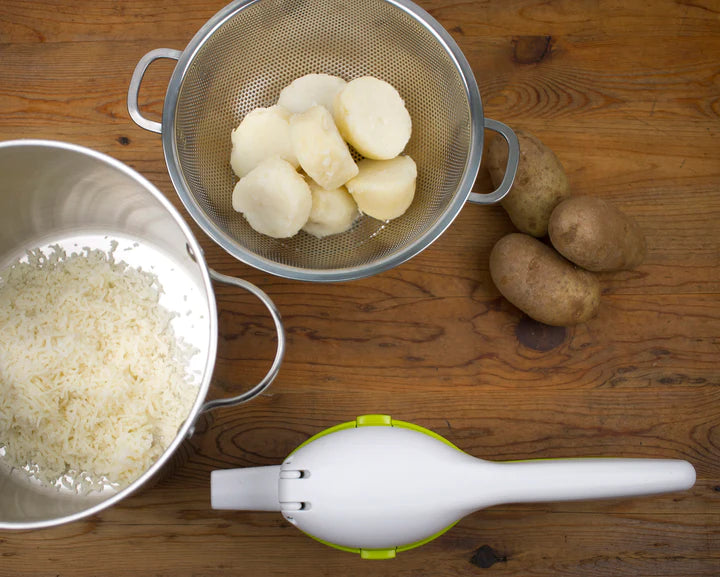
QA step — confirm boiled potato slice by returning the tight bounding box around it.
[289,105,359,190]
[230,105,298,178]
[232,157,311,238]
[278,74,347,114]
[345,155,417,221]
[333,76,411,160]
[302,181,359,238]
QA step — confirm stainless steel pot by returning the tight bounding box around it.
[0,140,285,529]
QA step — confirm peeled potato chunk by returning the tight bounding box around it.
[232,157,312,238]
[278,74,347,114]
[230,105,298,178]
[289,105,359,190]
[345,155,417,221]
[302,181,359,238]
[333,76,412,160]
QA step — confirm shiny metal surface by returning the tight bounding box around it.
[0,140,284,529]
[468,118,520,205]
[128,48,182,134]
[129,0,518,282]
[202,268,284,413]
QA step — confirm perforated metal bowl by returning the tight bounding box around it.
[129,0,519,282]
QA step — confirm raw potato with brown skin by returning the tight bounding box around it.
[487,130,571,237]
[489,233,601,326]
[548,196,647,272]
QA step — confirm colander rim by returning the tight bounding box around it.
[160,0,484,282]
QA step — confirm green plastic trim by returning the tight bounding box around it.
[303,531,361,555]
[391,419,462,452]
[287,415,464,559]
[396,519,460,553]
[356,414,393,427]
[361,548,396,560]
[302,520,459,559]
[287,420,356,456]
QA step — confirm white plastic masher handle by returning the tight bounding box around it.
[211,465,282,511]
[486,458,696,505]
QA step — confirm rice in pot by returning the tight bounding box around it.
[0,244,198,491]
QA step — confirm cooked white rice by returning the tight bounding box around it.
[0,244,198,490]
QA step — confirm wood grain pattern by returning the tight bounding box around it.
[1,0,719,575]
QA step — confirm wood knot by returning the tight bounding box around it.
[470,545,507,568]
[512,36,552,64]
[117,136,131,146]
[515,315,566,351]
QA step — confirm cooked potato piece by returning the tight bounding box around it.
[289,105,359,190]
[489,233,600,326]
[232,157,312,238]
[548,196,646,271]
[345,155,416,221]
[302,181,359,238]
[230,106,298,178]
[487,130,570,237]
[278,74,347,114]
[333,76,412,160]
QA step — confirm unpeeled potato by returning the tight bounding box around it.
[548,196,646,272]
[489,233,600,326]
[487,130,570,237]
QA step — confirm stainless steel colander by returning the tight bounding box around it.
[128,0,519,282]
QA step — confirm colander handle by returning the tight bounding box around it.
[127,48,183,134]
[467,118,520,205]
[200,269,286,413]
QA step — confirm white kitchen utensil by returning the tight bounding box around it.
[211,414,695,559]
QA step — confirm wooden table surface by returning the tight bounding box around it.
[1,1,719,575]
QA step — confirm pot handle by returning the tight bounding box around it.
[127,48,182,134]
[467,118,519,205]
[200,269,286,413]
